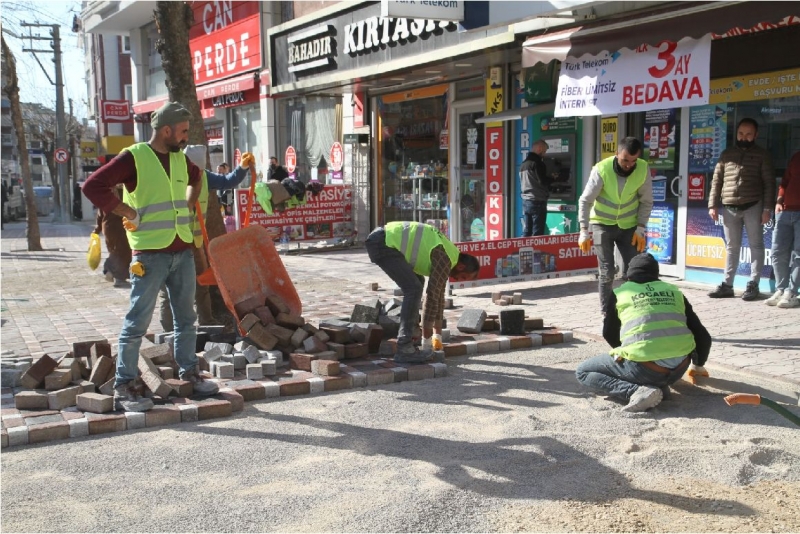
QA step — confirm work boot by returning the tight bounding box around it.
[113,278,130,288]
[765,289,784,306]
[623,386,663,412]
[741,280,760,301]
[114,382,154,412]
[708,283,734,298]
[180,367,219,396]
[394,343,433,364]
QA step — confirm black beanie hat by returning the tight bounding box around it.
[627,252,659,283]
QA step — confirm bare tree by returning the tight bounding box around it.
[2,35,43,251]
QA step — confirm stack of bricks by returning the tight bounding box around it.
[199,340,281,381]
[491,291,523,306]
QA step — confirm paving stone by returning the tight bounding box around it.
[366,368,394,386]
[379,341,396,357]
[27,421,70,444]
[326,342,345,360]
[140,344,172,365]
[491,291,502,302]
[350,325,368,343]
[246,364,264,380]
[457,309,487,334]
[233,340,253,352]
[313,330,330,344]
[166,379,193,398]
[58,358,82,381]
[99,378,115,396]
[215,362,234,379]
[264,293,291,316]
[202,346,223,363]
[228,380,267,401]
[19,355,58,389]
[68,417,89,437]
[6,426,28,447]
[73,339,109,359]
[0,370,22,388]
[510,336,533,349]
[239,314,260,333]
[278,379,310,397]
[290,327,310,348]
[138,357,173,398]
[366,282,379,291]
[407,365,435,381]
[85,412,126,435]
[76,393,114,414]
[260,360,277,376]
[350,304,379,324]
[276,313,305,329]
[311,360,340,376]
[322,375,353,392]
[308,377,325,394]
[195,398,232,420]
[24,414,65,426]
[320,326,351,344]
[539,331,564,345]
[0,429,7,449]
[512,292,523,304]
[303,336,328,354]
[253,306,275,326]
[499,309,526,336]
[290,353,318,371]
[366,325,384,354]
[14,390,49,410]
[124,411,146,430]
[348,370,367,388]
[232,354,247,370]
[47,385,81,410]
[204,342,233,354]
[261,381,280,398]
[265,324,293,345]
[145,406,181,428]
[430,362,448,377]
[242,345,261,364]
[443,343,468,357]
[234,295,265,318]
[344,343,369,360]
[89,356,114,386]
[158,366,174,380]
[524,317,544,330]
[177,403,199,423]
[216,389,244,412]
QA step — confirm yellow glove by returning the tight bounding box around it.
[686,363,709,385]
[122,212,140,232]
[240,152,255,169]
[432,334,443,351]
[578,230,592,254]
[631,226,647,253]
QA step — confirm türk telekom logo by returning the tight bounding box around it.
[189,1,262,85]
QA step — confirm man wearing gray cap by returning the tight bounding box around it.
[83,101,219,412]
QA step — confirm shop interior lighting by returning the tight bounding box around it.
[455,63,472,67]
[424,70,441,74]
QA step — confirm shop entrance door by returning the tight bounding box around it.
[450,100,485,242]
[627,108,688,278]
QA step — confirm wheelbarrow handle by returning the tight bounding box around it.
[724,393,761,406]
[195,200,210,247]
[243,161,257,228]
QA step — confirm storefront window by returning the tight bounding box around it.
[377,86,449,232]
[275,96,343,183]
[456,110,485,241]
[231,104,262,185]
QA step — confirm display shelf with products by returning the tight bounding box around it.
[383,161,448,224]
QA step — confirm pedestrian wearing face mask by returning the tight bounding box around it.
[267,156,289,182]
[578,137,653,311]
[707,118,775,301]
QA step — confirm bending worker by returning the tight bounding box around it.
[366,222,480,363]
[578,137,653,311]
[576,253,711,412]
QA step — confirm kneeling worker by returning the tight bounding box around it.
[366,222,480,363]
[576,253,711,412]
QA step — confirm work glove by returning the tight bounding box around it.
[685,363,709,385]
[122,212,140,232]
[431,333,443,351]
[421,338,433,351]
[240,152,255,169]
[578,229,592,254]
[631,226,647,253]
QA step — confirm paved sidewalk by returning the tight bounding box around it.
[1,220,798,386]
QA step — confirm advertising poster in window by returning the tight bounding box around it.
[451,233,596,288]
[689,105,727,173]
[235,185,353,241]
[642,109,676,170]
[645,202,675,264]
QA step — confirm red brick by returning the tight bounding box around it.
[145,406,182,427]
[366,325,384,354]
[239,313,260,332]
[289,353,318,371]
[28,421,70,444]
[344,343,369,359]
[73,339,109,359]
[195,399,232,420]
[266,324,295,345]
[322,375,353,392]
[509,336,533,349]
[231,383,267,402]
[264,293,290,316]
[537,331,561,345]
[234,295,264,318]
[482,318,500,331]
[278,379,310,396]
[407,365,435,381]
[443,343,468,357]
[89,342,112,367]
[248,323,279,350]
[276,312,305,329]
[217,390,244,412]
[524,317,545,330]
[2,417,24,428]
[311,360,340,376]
[254,306,275,326]
[87,413,126,434]
[366,368,394,386]
[320,326,350,344]
[89,355,114,386]
[20,354,59,389]
[165,379,193,398]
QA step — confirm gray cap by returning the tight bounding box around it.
[151,101,192,130]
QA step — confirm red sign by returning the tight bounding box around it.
[285,146,297,173]
[485,126,504,240]
[189,1,261,86]
[688,173,705,201]
[54,148,69,164]
[452,233,597,288]
[234,148,242,167]
[329,142,344,172]
[101,100,132,122]
[236,185,354,241]
[205,126,223,146]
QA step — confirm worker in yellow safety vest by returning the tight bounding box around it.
[578,137,654,312]
[576,253,711,412]
[365,222,480,363]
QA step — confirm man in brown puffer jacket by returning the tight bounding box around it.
[708,118,775,301]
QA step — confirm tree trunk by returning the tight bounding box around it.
[2,36,43,251]
[153,1,231,323]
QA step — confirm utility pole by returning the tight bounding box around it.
[68,97,76,219]
[21,22,69,223]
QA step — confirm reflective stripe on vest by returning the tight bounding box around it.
[610,280,696,362]
[121,143,194,250]
[384,221,460,276]
[589,156,647,229]
[193,171,210,247]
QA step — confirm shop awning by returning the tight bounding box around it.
[475,103,554,124]
[522,1,799,67]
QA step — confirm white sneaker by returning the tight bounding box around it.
[765,289,784,306]
[623,386,663,412]
[777,294,799,308]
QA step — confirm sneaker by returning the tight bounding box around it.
[114,382,154,412]
[623,386,663,412]
[741,280,760,301]
[765,289,785,306]
[113,279,130,288]
[708,283,734,298]
[394,343,433,364]
[777,294,799,308]
[180,368,219,396]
